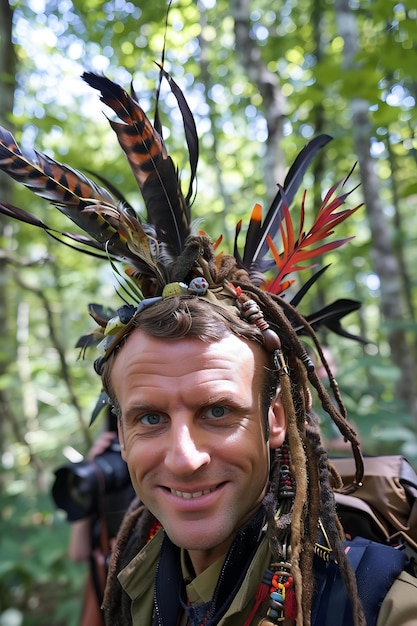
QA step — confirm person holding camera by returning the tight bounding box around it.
[68,430,117,564]
[53,411,134,626]
[69,430,117,626]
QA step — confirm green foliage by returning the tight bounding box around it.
[0,490,85,626]
[1,0,417,622]
[313,342,417,468]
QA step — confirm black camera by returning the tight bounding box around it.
[52,436,134,527]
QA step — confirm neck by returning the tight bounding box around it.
[186,504,265,576]
[187,545,228,577]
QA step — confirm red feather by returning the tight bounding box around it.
[265,175,362,295]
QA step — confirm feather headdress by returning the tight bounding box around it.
[0,68,365,369]
[1,65,375,626]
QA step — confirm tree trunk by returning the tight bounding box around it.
[335,0,417,422]
[0,0,17,492]
[197,7,235,247]
[230,0,287,201]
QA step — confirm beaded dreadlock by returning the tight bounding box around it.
[98,284,366,626]
[0,66,367,626]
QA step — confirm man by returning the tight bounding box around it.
[98,297,416,626]
[0,70,416,626]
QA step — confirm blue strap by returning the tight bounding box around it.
[324,539,371,626]
[312,537,408,626]
[351,538,407,626]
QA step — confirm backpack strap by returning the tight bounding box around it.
[312,536,408,626]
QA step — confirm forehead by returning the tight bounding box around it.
[109,329,268,398]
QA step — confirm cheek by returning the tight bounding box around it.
[227,424,270,471]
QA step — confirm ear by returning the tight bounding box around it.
[268,392,286,449]
[117,419,127,461]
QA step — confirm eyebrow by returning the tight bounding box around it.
[122,402,161,424]
[206,394,249,407]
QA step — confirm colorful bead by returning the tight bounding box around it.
[162,282,188,297]
[300,351,315,372]
[188,277,209,295]
[271,591,284,604]
[240,299,262,322]
[117,304,136,324]
[262,328,281,352]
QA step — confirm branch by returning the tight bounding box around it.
[12,269,90,441]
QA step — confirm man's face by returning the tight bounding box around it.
[111,329,285,572]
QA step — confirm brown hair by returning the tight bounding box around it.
[102,296,277,434]
[102,274,365,626]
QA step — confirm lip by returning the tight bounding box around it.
[170,487,215,499]
[161,482,226,509]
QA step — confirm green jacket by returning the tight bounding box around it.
[116,527,417,626]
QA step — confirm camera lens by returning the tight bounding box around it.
[52,438,132,521]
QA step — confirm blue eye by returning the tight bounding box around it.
[206,406,230,419]
[141,413,164,426]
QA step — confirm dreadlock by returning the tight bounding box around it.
[229,278,366,626]
[100,256,366,626]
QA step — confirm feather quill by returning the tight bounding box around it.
[0,126,128,253]
[0,127,115,219]
[0,70,363,345]
[155,65,199,205]
[0,198,113,260]
[293,299,368,344]
[0,125,168,284]
[82,72,191,259]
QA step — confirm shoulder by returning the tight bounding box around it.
[377,571,417,626]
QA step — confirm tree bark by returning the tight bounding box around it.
[335,0,417,421]
[0,0,17,493]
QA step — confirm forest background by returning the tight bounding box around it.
[0,0,416,624]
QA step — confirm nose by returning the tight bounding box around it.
[164,422,210,474]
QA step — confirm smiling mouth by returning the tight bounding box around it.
[169,487,216,499]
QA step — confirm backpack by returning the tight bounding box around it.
[310,454,417,625]
[313,535,408,626]
[332,454,417,575]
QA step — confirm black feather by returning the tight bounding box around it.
[245,134,333,272]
